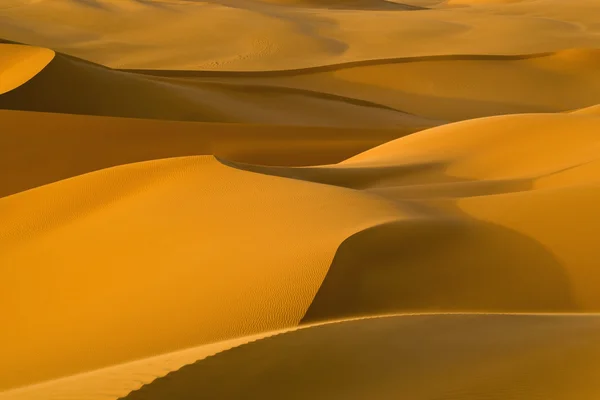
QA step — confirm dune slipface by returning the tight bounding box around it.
[2,0,600,399]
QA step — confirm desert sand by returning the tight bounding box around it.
[1,0,600,399]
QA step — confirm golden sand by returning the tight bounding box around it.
[1,0,600,399]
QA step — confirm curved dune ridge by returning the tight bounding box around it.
[214,112,600,321]
[0,109,418,197]
[120,313,600,400]
[0,44,436,127]
[124,49,600,121]
[3,0,600,399]
[1,0,600,70]
[0,155,405,389]
[0,44,54,94]
[2,44,600,124]
[3,109,600,399]
[3,313,600,400]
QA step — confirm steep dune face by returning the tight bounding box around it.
[121,314,600,400]
[212,113,600,322]
[0,156,404,390]
[0,44,54,94]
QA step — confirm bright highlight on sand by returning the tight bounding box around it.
[1,0,600,399]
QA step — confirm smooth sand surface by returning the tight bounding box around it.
[2,0,600,399]
[119,314,600,400]
[0,44,53,94]
[0,109,421,197]
[0,44,436,127]
[0,155,405,389]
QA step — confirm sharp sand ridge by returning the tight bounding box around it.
[1,0,600,399]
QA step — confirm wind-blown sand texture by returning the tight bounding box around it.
[2,0,600,399]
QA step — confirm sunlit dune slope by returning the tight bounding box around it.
[0,44,429,127]
[209,112,600,321]
[0,44,54,94]
[571,103,600,116]
[0,155,404,390]
[0,109,419,198]
[121,314,600,400]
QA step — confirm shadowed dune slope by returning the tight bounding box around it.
[0,325,302,400]
[3,43,599,123]
[0,44,431,128]
[0,109,418,198]
[572,103,600,116]
[213,112,600,322]
[0,155,405,390]
[121,314,600,400]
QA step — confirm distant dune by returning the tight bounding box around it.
[0,44,432,127]
[0,109,417,197]
[2,0,600,399]
[0,44,54,94]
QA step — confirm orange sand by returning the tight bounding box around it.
[2,0,600,399]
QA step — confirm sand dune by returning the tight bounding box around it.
[2,0,600,70]
[4,41,596,125]
[3,0,600,399]
[0,44,54,94]
[0,109,419,197]
[0,155,405,389]
[167,49,600,121]
[0,44,431,127]
[4,109,600,397]
[121,314,600,400]
[5,313,599,400]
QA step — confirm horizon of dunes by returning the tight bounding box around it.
[2,0,600,399]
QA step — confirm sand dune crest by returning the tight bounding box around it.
[0,44,54,94]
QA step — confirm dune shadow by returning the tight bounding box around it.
[302,212,577,322]
[119,314,600,400]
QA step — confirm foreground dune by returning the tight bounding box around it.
[4,314,599,400]
[121,314,600,400]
